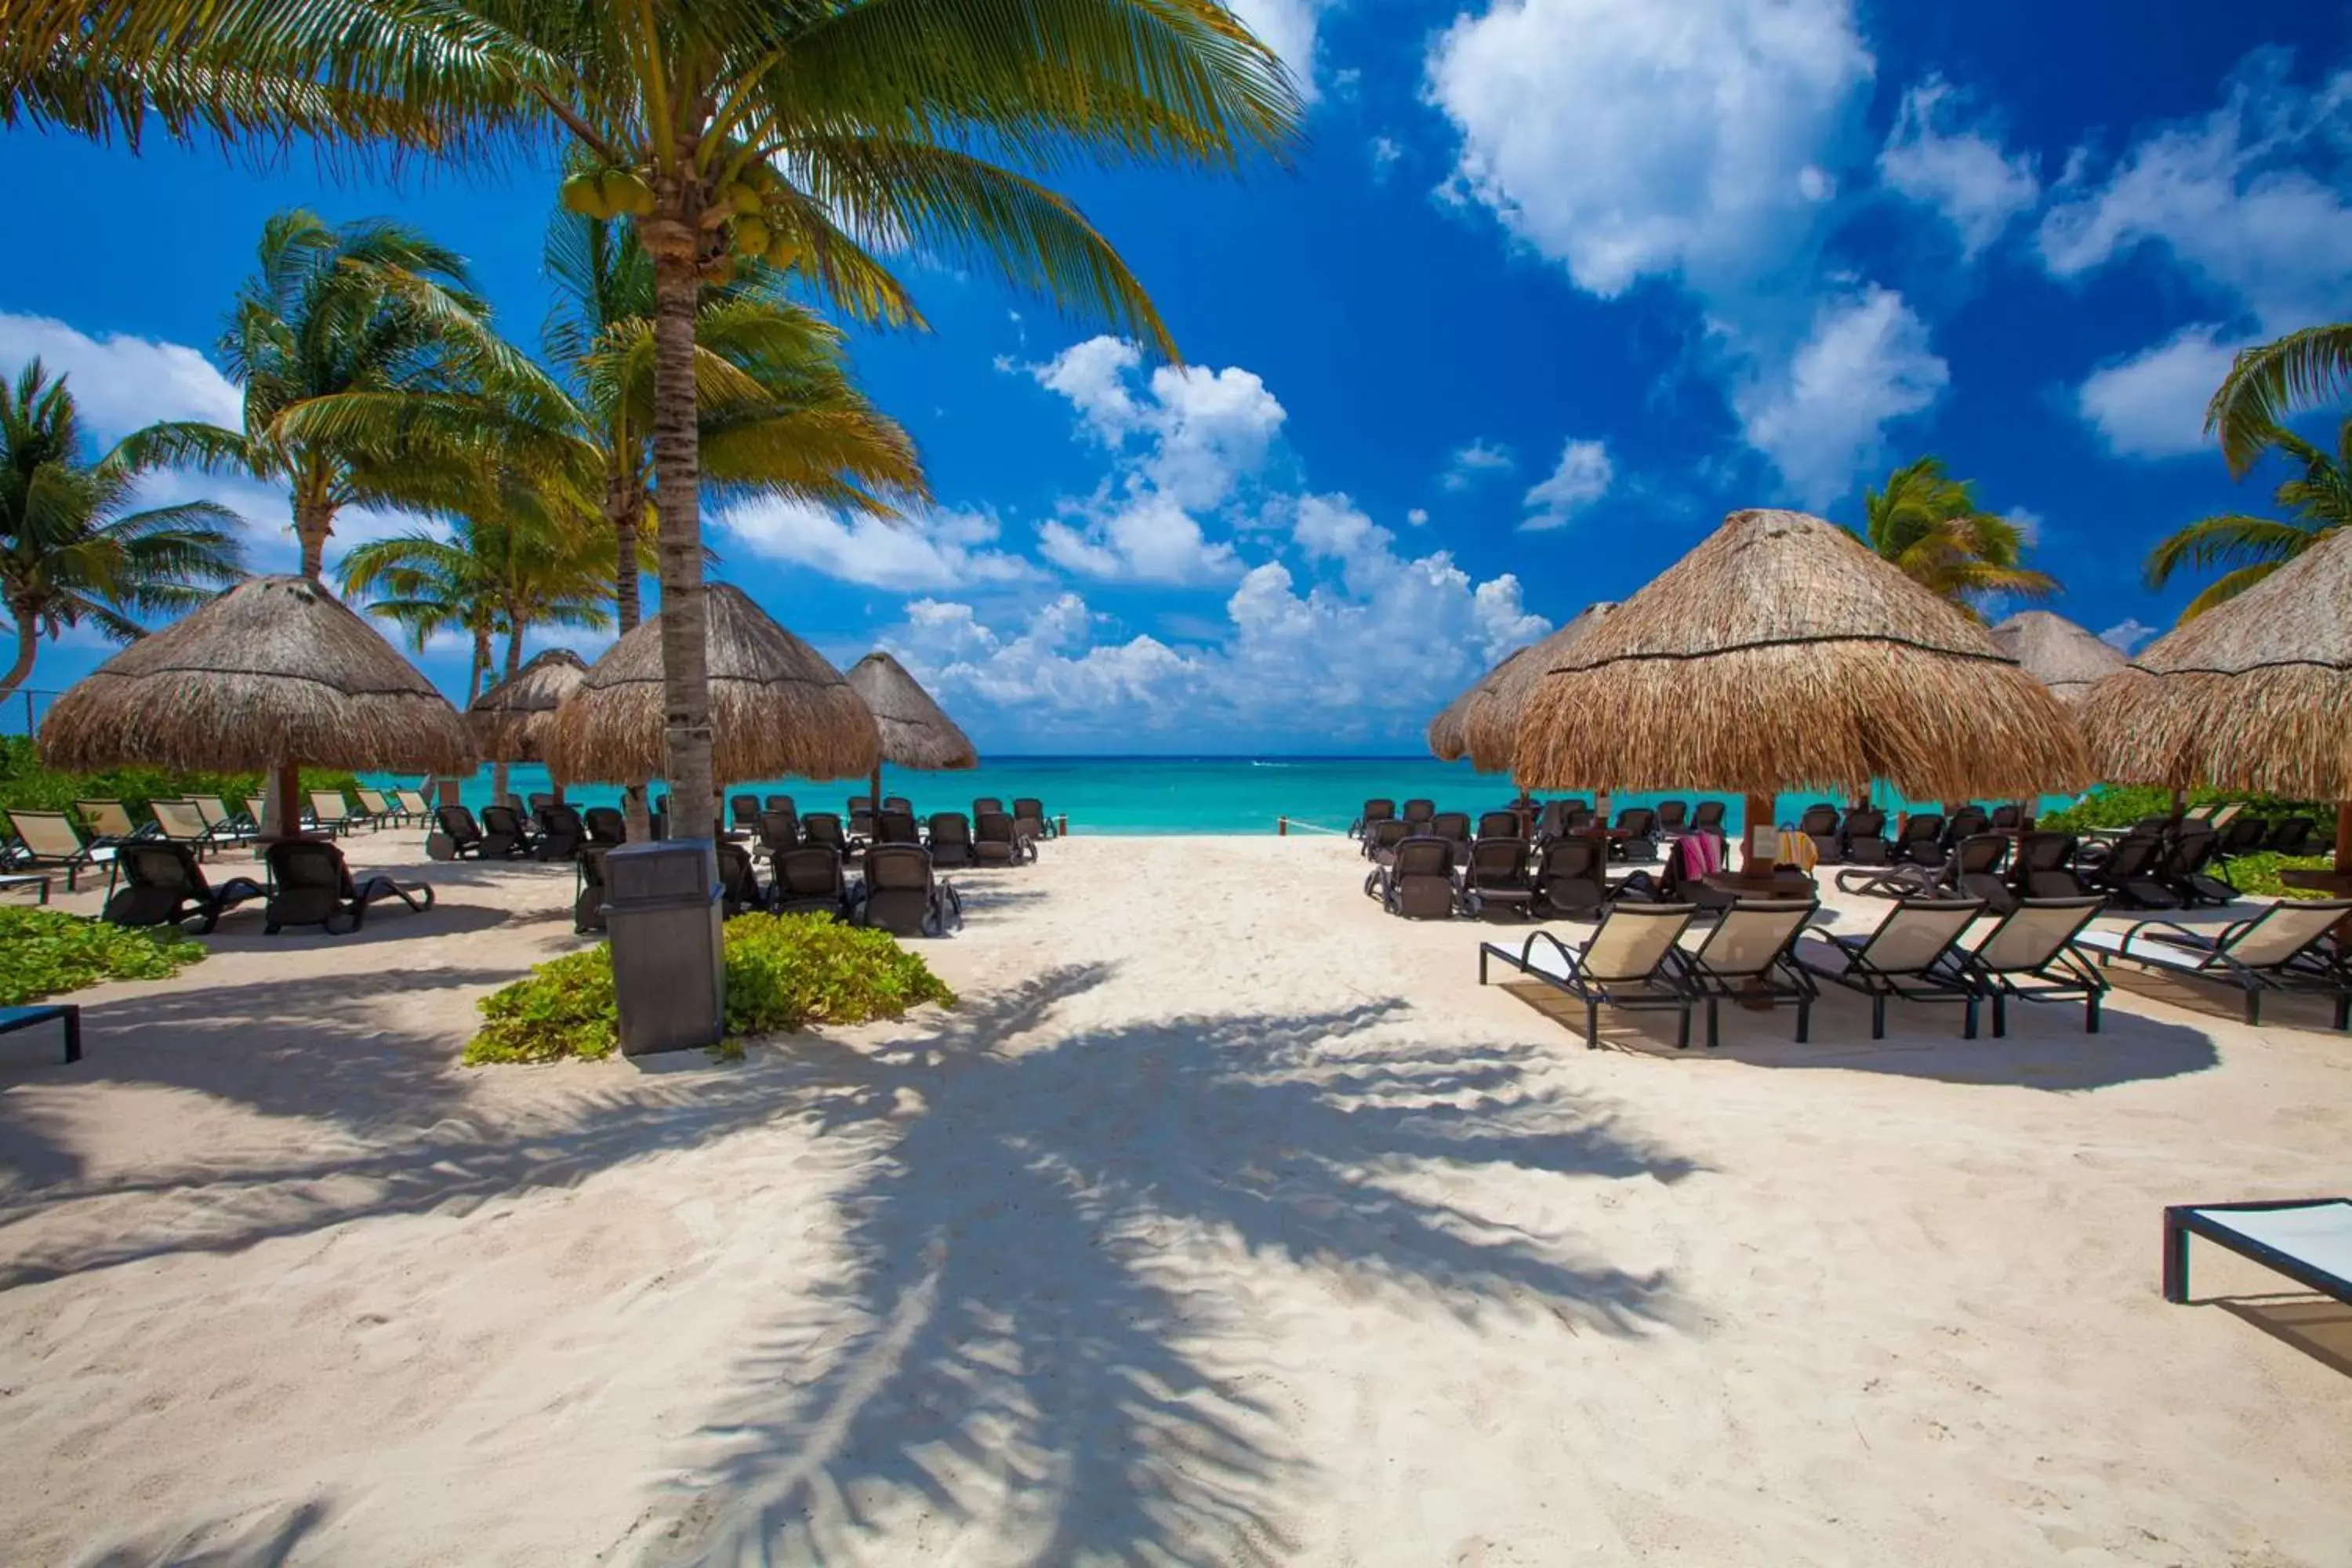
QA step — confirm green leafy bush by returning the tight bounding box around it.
[0,735,361,824]
[463,913,956,1065]
[0,906,208,1004]
[2039,783,2326,835]
[2217,851,2337,901]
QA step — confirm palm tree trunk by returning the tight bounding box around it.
[492,622,524,806]
[0,613,38,706]
[609,468,652,841]
[646,215,717,843]
[295,498,335,583]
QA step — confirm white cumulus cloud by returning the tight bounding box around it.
[0,312,243,441]
[1878,77,2042,259]
[1440,437,1515,492]
[716,499,1039,590]
[1521,438,1613,530]
[1732,285,1950,505]
[2100,619,2159,655]
[2074,324,2250,460]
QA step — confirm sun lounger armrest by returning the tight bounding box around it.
[1516,927,1581,978]
[2118,916,2208,950]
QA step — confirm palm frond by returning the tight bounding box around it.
[2205,323,2352,477]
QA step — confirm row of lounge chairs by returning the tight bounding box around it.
[725,792,1059,848]
[98,838,433,936]
[1838,822,2251,914]
[570,840,962,938]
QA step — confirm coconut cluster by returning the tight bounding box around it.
[560,156,799,274]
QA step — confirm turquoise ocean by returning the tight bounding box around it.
[369,758,2078,838]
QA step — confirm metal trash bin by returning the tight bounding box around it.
[604,839,724,1055]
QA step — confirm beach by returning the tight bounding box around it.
[2,829,2348,1565]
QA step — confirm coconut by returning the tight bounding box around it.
[560,171,613,220]
[764,235,800,272]
[733,216,770,256]
[601,169,655,217]
[728,182,764,216]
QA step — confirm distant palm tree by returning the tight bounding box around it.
[543,209,925,633]
[2205,323,2352,477]
[0,359,246,702]
[122,210,584,581]
[1861,456,2058,615]
[2146,419,2350,619]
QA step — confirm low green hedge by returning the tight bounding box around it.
[2216,851,2336,901]
[2038,784,2328,835]
[0,735,365,826]
[465,913,956,1065]
[0,906,208,1004]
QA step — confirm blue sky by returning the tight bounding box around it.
[3,0,2349,753]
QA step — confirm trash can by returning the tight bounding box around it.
[604,839,724,1055]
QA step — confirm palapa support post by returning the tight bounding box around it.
[270,760,303,844]
[1278,815,1288,836]
[1741,792,1777,876]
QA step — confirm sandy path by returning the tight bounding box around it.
[1,831,2347,1565]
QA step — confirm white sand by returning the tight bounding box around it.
[2,830,2348,1565]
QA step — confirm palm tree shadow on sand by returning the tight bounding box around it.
[641,963,1700,1566]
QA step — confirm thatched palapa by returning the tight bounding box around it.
[1514,510,2087,799]
[1428,648,1523,763]
[846,652,977,771]
[550,583,879,784]
[1458,603,1617,775]
[1988,611,2125,707]
[40,575,471,775]
[2080,526,2352,803]
[467,648,588,764]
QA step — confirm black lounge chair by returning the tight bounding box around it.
[2165,1199,2352,1308]
[1893,813,1946,866]
[2161,825,2238,906]
[771,846,851,918]
[1476,810,1524,842]
[1428,811,1473,866]
[102,841,263,934]
[527,792,556,812]
[479,804,539,858]
[1362,817,1410,865]
[263,840,434,935]
[1479,902,1700,1048]
[1796,804,1841,862]
[1950,834,2016,913]
[1400,798,1436,827]
[728,793,762,832]
[2012,831,2089,898]
[2074,900,2352,1027]
[1668,898,1817,1047]
[756,808,800,853]
[855,844,961,936]
[972,797,1005,819]
[1012,797,1056,842]
[583,806,626,847]
[1351,799,1396,839]
[973,811,1033,866]
[4,810,114,891]
[574,846,610,932]
[1461,837,1537,917]
[1989,803,2025,832]
[430,804,488,860]
[764,793,797,814]
[1655,800,1690,834]
[927,812,977,869]
[874,810,923,846]
[2266,816,2318,855]
[534,803,587,862]
[2086,833,2176,909]
[1533,836,1610,917]
[1365,837,1459,920]
[1839,807,1890,866]
[1943,806,1991,847]
[803,813,850,857]
[1795,897,1987,1039]
[847,796,877,841]
[1951,895,2108,1036]
[2216,816,2270,859]
[717,840,764,916]
[1689,800,1726,836]
[1613,806,1661,862]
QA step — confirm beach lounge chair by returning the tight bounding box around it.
[1797,804,1842,862]
[804,812,851,858]
[2074,900,2352,1027]
[729,793,762,832]
[1943,806,1991,847]
[1400,798,1436,827]
[74,799,147,848]
[573,846,610,932]
[1690,800,1726,836]
[1668,898,1818,1047]
[1532,836,1611,917]
[533,803,587,862]
[2216,816,2270,860]
[395,789,434,824]
[479,804,539,858]
[973,811,1033,866]
[1655,800,1690,834]
[1476,810,1524,841]
[2165,1199,2352,1308]
[356,789,406,828]
[1428,811,1472,866]
[847,795,876,840]
[972,797,1004,818]
[187,795,257,846]
[717,841,764,916]
[855,844,961,936]
[874,810,922,846]
[101,840,264,933]
[306,790,356,837]
[1989,803,2025,832]
[2161,825,2238,907]
[1012,797,1056,841]
[583,806,626,847]
[1363,817,1410,866]
[1479,902,1700,1048]
[1351,799,1396,839]
[2266,817,2319,855]
[760,793,792,814]
[883,794,914,817]
[771,846,851,918]
[1893,813,1946,865]
[262,839,434,935]
[430,804,491,859]
[1950,895,2109,1036]
[0,1002,80,1063]
[2085,833,2176,909]
[1650,826,1737,915]
[1365,837,1460,920]
[1839,807,1890,865]
[1795,897,1987,1039]
[927,812,976,869]
[1462,837,1537,917]
[756,808,800,854]
[150,799,221,862]
[243,794,271,833]
[4,811,114,891]
[1950,834,2017,913]
[2011,831,2090,898]
[1613,807,1661,862]
[528,793,557,814]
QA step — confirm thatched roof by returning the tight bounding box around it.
[1988,611,2125,706]
[1514,509,2089,797]
[548,583,879,784]
[1428,648,1524,762]
[2080,526,2352,798]
[467,648,588,764]
[40,575,471,773]
[846,652,977,771]
[1460,603,1617,775]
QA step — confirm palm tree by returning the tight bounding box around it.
[1860,457,2058,615]
[543,209,926,633]
[340,492,613,800]
[31,2,1302,841]
[2205,324,2352,477]
[122,209,585,582]
[2146,419,2351,619]
[0,359,246,702]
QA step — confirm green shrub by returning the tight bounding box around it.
[2218,851,2337,901]
[2039,783,2327,835]
[0,906,208,1004]
[0,735,361,825]
[463,913,956,1065]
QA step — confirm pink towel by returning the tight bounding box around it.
[1675,830,1722,881]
